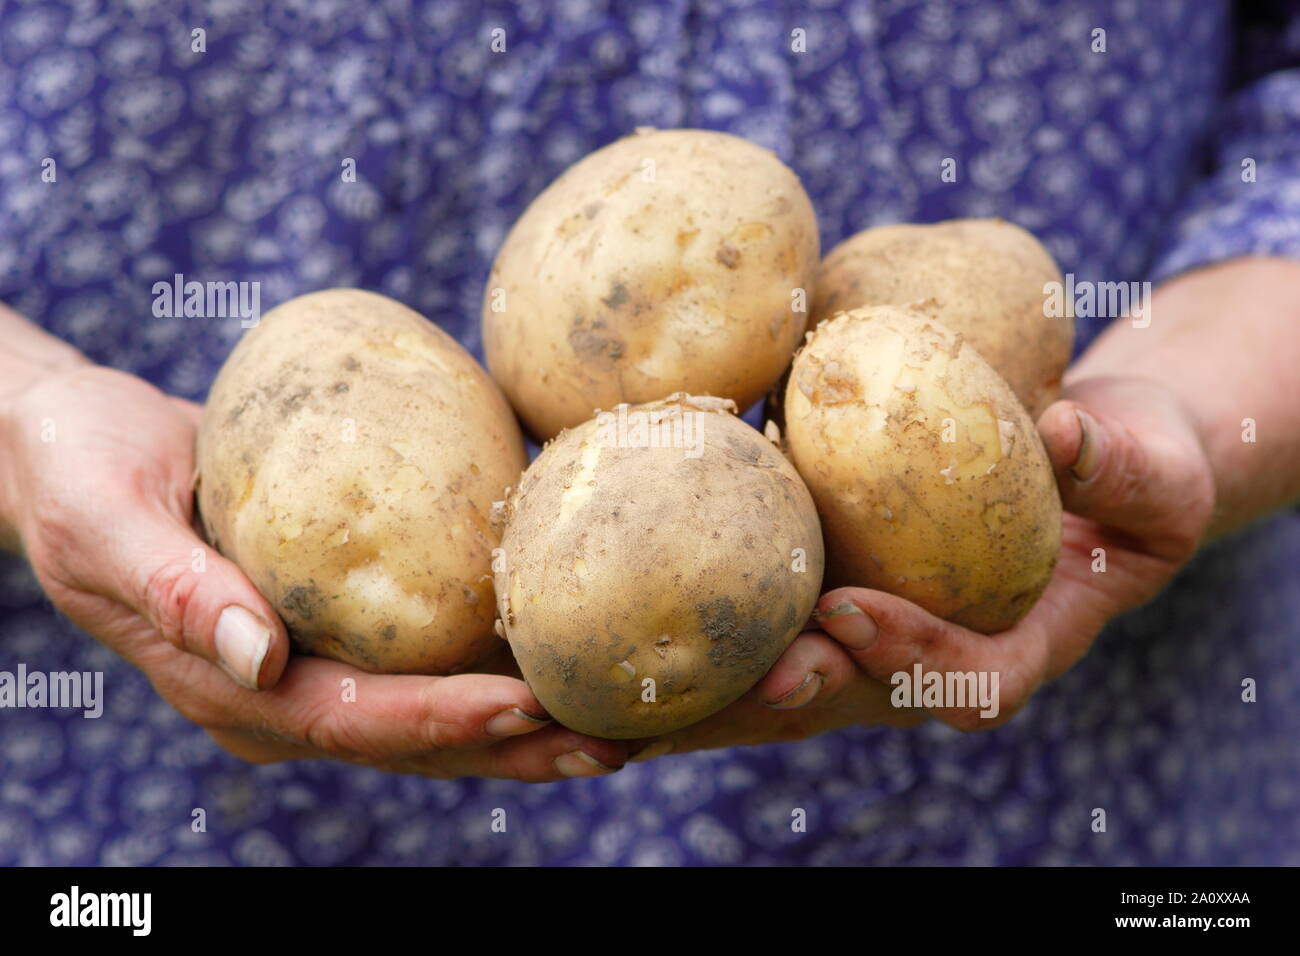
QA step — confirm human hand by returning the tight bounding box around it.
[0,364,627,781]
[630,375,1215,758]
[627,629,926,761]
[811,376,1215,730]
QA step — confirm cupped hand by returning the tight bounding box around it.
[627,629,925,762]
[631,375,1216,757]
[814,376,1216,730]
[0,365,627,781]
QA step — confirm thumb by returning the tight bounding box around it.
[1035,383,1212,559]
[811,587,1050,731]
[112,506,290,691]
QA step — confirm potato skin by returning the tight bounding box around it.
[496,394,824,738]
[197,289,527,674]
[784,307,1062,633]
[813,219,1072,420]
[483,128,820,441]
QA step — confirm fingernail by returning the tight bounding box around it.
[554,751,620,777]
[1071,408,1101,482]
[813,601,878,649]
[765,671,824,709]
[813,601,862,620]
[629,739,674,763]
[214,605,271,691]
[484,707,552,737]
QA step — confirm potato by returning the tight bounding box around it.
[783,307,1061,633]
[483,128,820,441]
[812,219,1072,420]
[495,394,824,738]
[197,289,527,674]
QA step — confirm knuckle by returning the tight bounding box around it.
[483,744,547,784]
[420,721,462,754]
[139,560,202,651]
[296,698,372,762]
[413,680,472,751]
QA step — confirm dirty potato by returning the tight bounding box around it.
[784,307,1062,633]
[197,288,527,674]
[483,128,820,440]
[813,219,1072,420]
[495,394,825,738]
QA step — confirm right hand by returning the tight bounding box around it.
[0,363,628,781]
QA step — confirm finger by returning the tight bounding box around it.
[235,658,561,762]
[457,724,630,782]
[751,629,858,710]
[812,587,1050,730]
[205,727,307,764]
[211,720,630,784]
[1037,384,1213,559]
[621,633,863,761]
[109,504,291,691]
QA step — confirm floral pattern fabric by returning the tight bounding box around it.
[2,0,1299,865]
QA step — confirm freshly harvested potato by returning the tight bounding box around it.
[812,218,1072,420]
[483,128,820,441]
[197,289,527,674]
[784,307,1061,633]
[495,394,824,738]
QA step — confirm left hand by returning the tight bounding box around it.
[631,375,1215,759]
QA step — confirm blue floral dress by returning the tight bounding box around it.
[2,0,1299,865]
